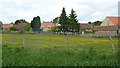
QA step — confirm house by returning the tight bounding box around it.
[41,23,56,31]
[100,16,120,26]
[2,24,13,30]
[94,16,120,37]
[80,23,93,34]
[14,23,27,31]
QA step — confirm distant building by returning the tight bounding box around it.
[80,23,93,34]
[41,22,56,31]
[2,24,13,30]
[100,16,120,26]
[14,23,27,31]
[94,16,120,37]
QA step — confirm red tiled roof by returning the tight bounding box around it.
[14,23,27,30]
[2,24,13,29]
[80,23,92,29]
[107,17,120,25]
[94,26,118,31]
[41,23,55,28]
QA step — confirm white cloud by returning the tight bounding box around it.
[0,0,119,24]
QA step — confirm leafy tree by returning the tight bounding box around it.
[88,21,92,24]
[94,21,102,26]
[10,22,14,24]
[24,23,31,31]
[88,21,102,26]
[59,7,69,32]
[14,19,28,24]
[0,21,3,30]
[53,17,59,23]
[31,16,41,31]
[9,26,17,31]
[68,9,80,32]
[15,20,21,24]
[0,21,3,27]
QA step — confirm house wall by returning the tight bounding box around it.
[94,31,118,37]
[41,26,52,31]
[100,18,114,26]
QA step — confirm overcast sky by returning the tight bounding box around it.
[0,0,119,24]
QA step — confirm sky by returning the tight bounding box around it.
[0,0,119,24]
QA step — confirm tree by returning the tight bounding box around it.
[15,20,21,24]
[59,7,69,32]
[59,7,70,49]
[88,21,92,24]
[9,26,17,31]
[68,9,80,32]
[0,21,3,27]
[10,22,14,24]
[24,23,31,31]
[0,21,3,30]
[88,21,102,26]
[31,16,41,32]
[53,17,59,23]
[14,19,28,24]
[94,21,102,26]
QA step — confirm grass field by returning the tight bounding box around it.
[2,34,119,66]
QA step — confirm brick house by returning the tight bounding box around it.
[94,16,120,37]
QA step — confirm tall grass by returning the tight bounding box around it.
[2,46,118,66]
[2,34,119,66]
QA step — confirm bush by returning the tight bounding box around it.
[85,30,95,33]
[49,27,58,32]
[9,27,17,31]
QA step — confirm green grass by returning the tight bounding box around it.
[2,34,119,66]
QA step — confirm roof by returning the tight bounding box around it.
[41,23,55,28]
[107,17,120,25]
[2,24,13,29]
[14,23,27,30]
[80,23,92,29]
[94,25,118,31]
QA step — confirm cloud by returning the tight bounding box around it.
[0,0,119,24]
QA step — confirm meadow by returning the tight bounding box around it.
[2,34,119,66]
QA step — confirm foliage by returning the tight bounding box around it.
[85,30,95,33]
[0,21,3,27]
[24,23,31,31]
[10,22,14,24]
[49,27,58,32]
[68,9,80,32]
[0,21,3,30]
[59,7,69,32]
[59,8,80,33]
[88,21,102,26]
[9,26,17,31]
[14,19,28,24]
[53,17,59,23]
[88,21,92,24]
[31,16,41,31]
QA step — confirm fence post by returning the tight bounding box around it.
[22,31,25,48]
[66,32,68,48]
[109,36,115,52]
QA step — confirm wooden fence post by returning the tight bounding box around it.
[109,36,115,52]
[66,32,68,48]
